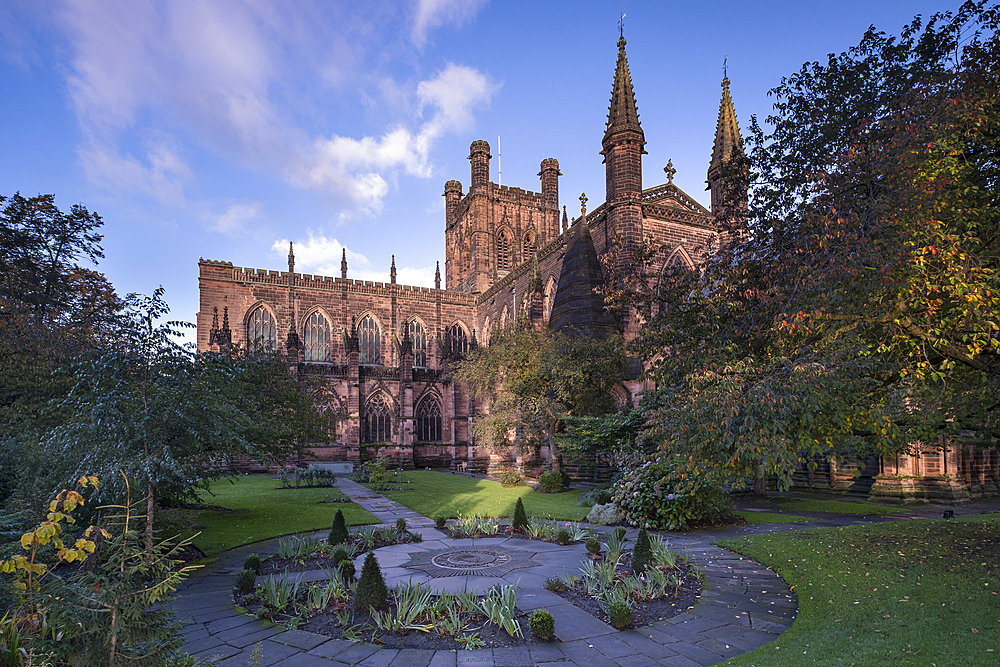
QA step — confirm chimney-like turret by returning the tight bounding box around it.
[469,140,491,191]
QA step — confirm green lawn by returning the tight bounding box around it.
[736,511,814,524]
[369,470,590,521]
[776,498,907,515]
[183,475,377,556]
[717,514,1000,666]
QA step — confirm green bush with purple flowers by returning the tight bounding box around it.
[611,455,730,530]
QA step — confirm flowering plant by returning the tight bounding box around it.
[611,454,729,530]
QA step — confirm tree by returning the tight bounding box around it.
[604,1,1000,490]
[453,319,627,473]
[0,194,120,506]
[41,289,329,545]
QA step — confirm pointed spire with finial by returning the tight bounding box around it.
[434,261,441,290]
[603,34,642,144]
[340,248,348,279]
[562,205,568,233]
[288,242,295,273]
[710,60,743,172]
[390,255,396,284]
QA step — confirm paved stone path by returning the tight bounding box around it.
[171,480,939,667]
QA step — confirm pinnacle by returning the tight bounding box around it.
[710,73,743,170]
[604,35,642,143]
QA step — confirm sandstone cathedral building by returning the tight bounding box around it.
[197,37,997,501]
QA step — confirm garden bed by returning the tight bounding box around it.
[259,528,423,575]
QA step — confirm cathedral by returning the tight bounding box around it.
[197,36,998,499]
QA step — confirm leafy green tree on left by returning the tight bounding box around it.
[0,193,121,507]
[41,288,330,546]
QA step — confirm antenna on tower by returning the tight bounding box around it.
[497,134,502,187]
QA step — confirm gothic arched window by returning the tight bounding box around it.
[482,317,491,347]
[497,229,512,272]
[543,276,557,322]
[407,320,427,367]
[415,399,442,442]
[359,315,381,365]
[448,323,469,356]
[246,306,276,352]
[523,231,536,259]
[304,310,332,362]
[364,394,392,443]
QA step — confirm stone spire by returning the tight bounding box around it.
[562,205,568,234]
[390,255,397,284]
[709,69,743,172]
[340,248,348,279]
[603,36,643,144]
[287,242,295,273]
[434,261,441,290]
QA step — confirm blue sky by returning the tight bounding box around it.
[1,0,952,343]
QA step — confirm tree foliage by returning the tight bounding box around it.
[605,1,1000,489]
[453,320,628,471]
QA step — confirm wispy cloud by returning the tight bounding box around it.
[273,234,436,287]
[50,0,495,219]
[411,0,489,47]
[294,63,498,211]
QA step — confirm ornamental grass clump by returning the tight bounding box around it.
[631,526,653,575]
[512,497,528,532]
[329,509,349,545]
[529,609,555,640]
[354,552,388,611]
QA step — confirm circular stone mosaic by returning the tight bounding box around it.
[404,545,539,578]
[430,549,511,573]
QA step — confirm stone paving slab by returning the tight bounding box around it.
[171,477,914,666]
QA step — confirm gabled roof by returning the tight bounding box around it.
[604,36,643,144]
[710,73,742,170]
[548,222,619,340]
[640,182,711,216]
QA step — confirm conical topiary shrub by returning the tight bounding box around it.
[631,526,652,575]
[512,497,528,532]
[354,552,389,611]
[329,509,349,545]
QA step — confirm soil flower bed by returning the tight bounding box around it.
[259,527,422,575]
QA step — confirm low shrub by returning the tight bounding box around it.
[434,515,447,529]
[331,547,349,565]
[338,559,356,580]
[585,537,601,555]
[354,553,388,610]
[243,553,261,574]
[529,609,555,640]
[395,517,407,533]
[603,591,634,629]
[556,529,571,545]
[577,487,613,507]
[543,577,567,592]
[329,509,349,545]
[612,455,731,530]
[512,497,528,532]
[614,526,627,542]
[498,468,524,488]
[235,568,257,594]
[538,471,563,493]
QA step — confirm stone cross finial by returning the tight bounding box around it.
[664,160,676,184]
[579,192,588,218]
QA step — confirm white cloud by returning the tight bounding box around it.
[297,63,497,211]
[211,202,265,235]
[53,0,496,215]
[411,0,489,47]
[273,234,436,287]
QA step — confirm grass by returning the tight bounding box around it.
[181,475,378,556]
[776,498,907,515]
[368,470,590,521]
[717,514,1000,666]
[736,511,814,524]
